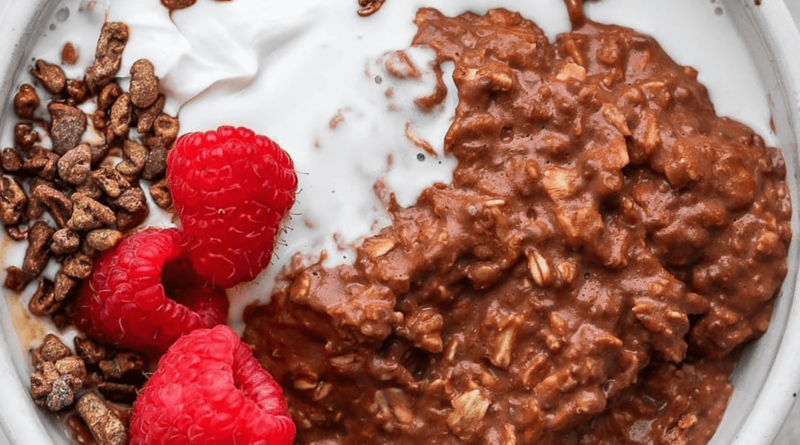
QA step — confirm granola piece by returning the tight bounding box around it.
[1,148,22,173]
[63,253,93,279]
[61,42,79,65]
[30,336,87,412]
[74,337,109,366]
[58,144,92,185]
[22,146,60,180]
[65,79,89,105]
[26,179,51,221]
[149,178,172,209]
[86,229,122,252]
[30,60,66,94]
[32,184,73,228]
[107,93,132,140]
[98,83,122,112]
[14,123,40,150]
[92,166,130,198]
[49,102,87,155]
[358,0,386,17]
[67,193,116,231]
[152,113,180,146]
[0,176,27,225]
[4,266,29,292]
[99,352,145,380]
[116,140,147,176]
[76,392,127,445]
[54,271,78,303]
[97,381,139,404]
[113,187,149,231]
[13,84,40,119]
[85,22,130,93]
[161,0,198,10]
[136,94,165,134]
[51,228,81,256]
[142,139,167,180]
[28,277,58,316]
[130,59,159,109]
[22,220,56,278]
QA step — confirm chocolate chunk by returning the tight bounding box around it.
[57,144,92,184]
[129,59,159,109]
[97,83,122,112]
[22,146,60,180]
[4,266,29,292]
[0,176,27,226]
[28,277,59,316]
[91,166,130,199]
[49,102,87,155]
[22,220,55,278]
[13,84,40,120]
[161,0,198,10]
[54,271,78,303]
[61,42,79,65]
[85,22,130,93]
[142,140,167,180]
[96,381,139,404]
[152,114,180,146]
[30,60,66,94]
[99,352,145,380]
[74,337,108,366]
[113,187,149,231]
[63,253,93,279]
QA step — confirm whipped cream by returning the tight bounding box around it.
[2,0,775,341]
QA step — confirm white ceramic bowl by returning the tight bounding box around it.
[0,0,799,444]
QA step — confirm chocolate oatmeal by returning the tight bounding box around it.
[243,6,791,445]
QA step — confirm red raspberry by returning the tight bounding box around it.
[167,126,297,288]
[130,325,296,445]
[74,228,229,354]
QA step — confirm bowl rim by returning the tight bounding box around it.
[0,0,799,444]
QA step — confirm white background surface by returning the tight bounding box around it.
[0,1,797,445]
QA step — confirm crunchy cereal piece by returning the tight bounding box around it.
[30,60,66,94]
[28,277,58,316]
[107,93,132,140]
[13,123,39,150]
[22,220,55,278]
[99,352,145,380]
[54,271,78,303]
[61,42,79,65]
[65,79,89,105]
[85,22,130,93]
[1,148,22,173]
[49,102,87,155]
[97,381,139,404]
[115,140,146,176]
[152,113,180,145]
[130,59,159,109]
[32,184,73,228]
[142,139,167,180]
[51,228,81,256]
[136,94,165,134]
[86,229,122,252]
[92,166,130,199]
[4,266,29,292]
[149,178,172,209]
[358,0,386,17]
[22,146,60,180]
[161,0,198,10]
[13,84,40,119]
[114,187,149,231]
[63,253,93,279]
[30,337,86,412]
[74,337,108,366]
[0,176,27,225]
[98,83,122,112]
[89,143,110,165]
[26,179,51,221]
[67,193,115,231]
[6,226,27,241]
[58,144,92,185]
[75,392,127,445]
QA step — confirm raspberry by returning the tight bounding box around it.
[74,228,229,353]
[130,325,296,445]
[167,126,297,288]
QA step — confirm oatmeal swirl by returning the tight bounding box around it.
[243,7,791,445]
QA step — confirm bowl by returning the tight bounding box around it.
[0,0,799,443]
